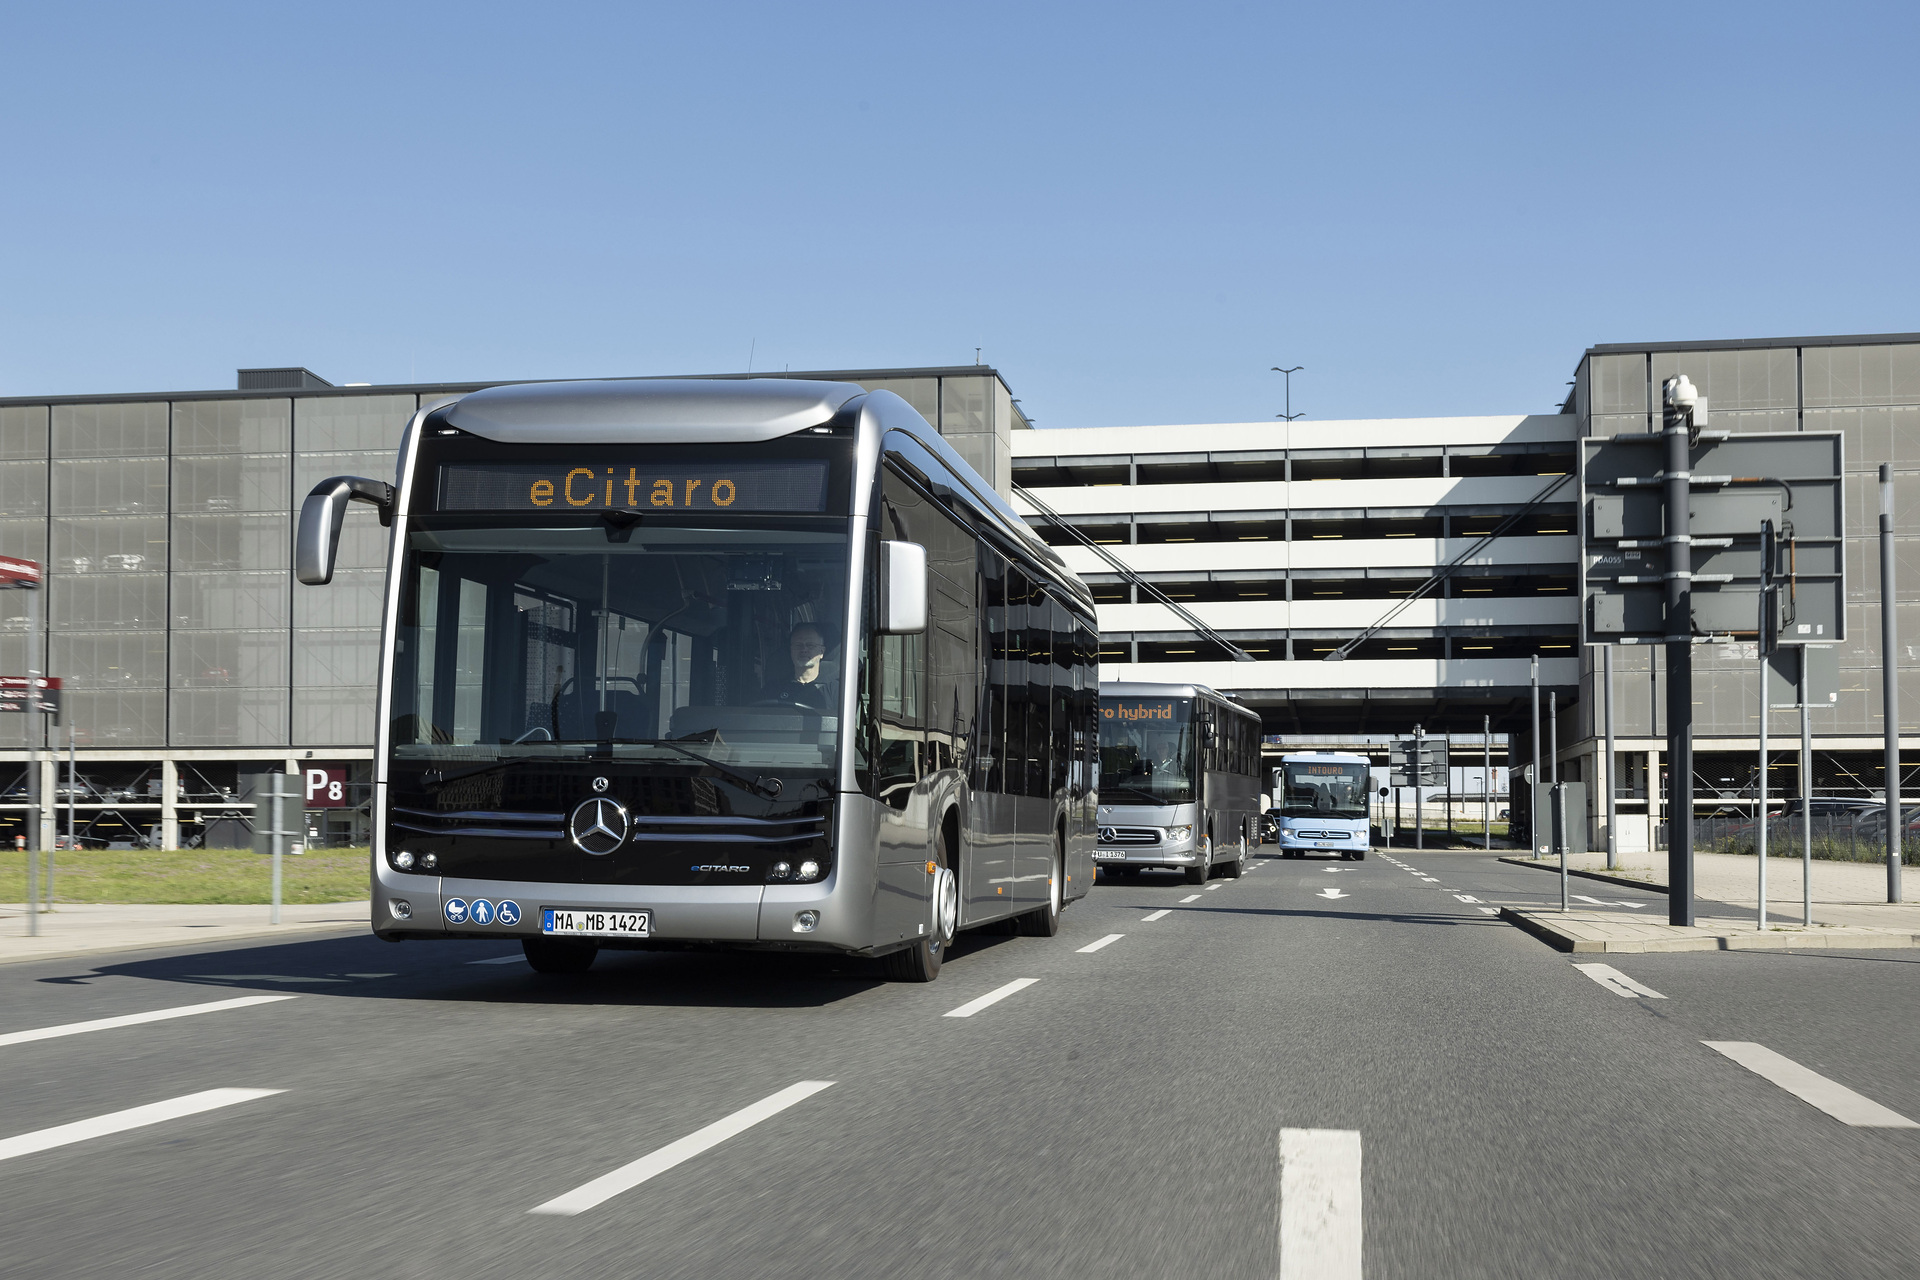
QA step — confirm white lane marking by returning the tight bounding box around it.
[1477,907,1499,915]
[1454,894,1481,903]
[1572,963,1667,999]
[1077,934,1124,954]
[469,954,527,965]
[1205,884,1223,891]
[943,978,1040,1019]
[1703,1042,1919,1127]
[1142,909,1171,921]
[1179,894,1202,903]
[1317,888,1348,900]
[0,994,295,1049]
[528,1080,834,1216]
[1572,894,1609,905]
[1614,901,1647,909]
[0,1088,283,1163]
[1278,1128,1362,1280]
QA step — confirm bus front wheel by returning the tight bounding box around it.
[884,834,957,982]
[1184,834,1211,885]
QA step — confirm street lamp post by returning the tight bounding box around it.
[1271,367,1304,421]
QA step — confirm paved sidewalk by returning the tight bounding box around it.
[1503,849,1920,930]
[0,901,370,965]
[1501,907,1920,954]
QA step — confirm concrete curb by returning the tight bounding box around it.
[1497,856,1667,895]
[0,908,370,967]
[1497,906,1920,954]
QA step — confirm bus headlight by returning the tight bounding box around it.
[389,898,412,920]
[392,850,415,871]
[793,910,820,932]
[768,861,793,882]
[1164,825,1192,843]
[797,860,822,881]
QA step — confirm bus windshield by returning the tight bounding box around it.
[1282,761,1370,819]
[390,520,850,770]
[1098,697,1195,805]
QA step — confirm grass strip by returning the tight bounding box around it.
[1,847,369,905]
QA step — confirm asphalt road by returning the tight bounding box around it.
[1,848,1916,1278]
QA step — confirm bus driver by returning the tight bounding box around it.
[765,622,836,711]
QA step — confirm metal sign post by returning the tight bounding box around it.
[1603,645,1618,870]
[251,772,301,925]
[1801,652,1814,927]
[0,556,45,935]
[1483,715,1493,852]
[1757,518,1776,931]
[1881,465,1903,904]
[1413,726,1424,851]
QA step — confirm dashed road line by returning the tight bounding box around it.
[1278,1128,1362,1279]
[0,1088,284,1163]
[528,1080,835,1216]
[1454,894,1481,903]
[1077,934,1124,954]
[943,978,1040,1018]
[1179,894,1202,903]
[1703,1042,1918,1127]
[1142,909,1171,921]
[1572,963,1667,999]
[1205,884,1223,891]
[1477,907,1499,915]
[0,994,296,1049]
[470,954,527,965]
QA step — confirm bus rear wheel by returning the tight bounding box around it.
[1016,838,1063,937]
[522,937,597,974]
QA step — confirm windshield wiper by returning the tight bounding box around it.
[420,757,547,788]
[617,739,784,799]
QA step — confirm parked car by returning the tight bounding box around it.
[1258,813,1279,844]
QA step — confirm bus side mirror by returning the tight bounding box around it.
[296,476,396,586]
[878,540,927,634]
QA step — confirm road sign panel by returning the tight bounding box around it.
[1580,431,1843,645]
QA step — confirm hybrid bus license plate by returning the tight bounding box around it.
[542,908,651,937]
[1092,850,1128,860]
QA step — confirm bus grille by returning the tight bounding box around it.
[1098,826,1161,846]
[627,815,828,845]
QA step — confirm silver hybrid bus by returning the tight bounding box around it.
[1093,681,1263,884]
[296,378,1099,981]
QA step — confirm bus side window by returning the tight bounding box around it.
[977,544,1008,794]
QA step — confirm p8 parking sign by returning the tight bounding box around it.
[305,766,349,808]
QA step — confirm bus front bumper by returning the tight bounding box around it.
[370,864,866,951]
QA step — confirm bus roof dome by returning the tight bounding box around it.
[440,377,868,444]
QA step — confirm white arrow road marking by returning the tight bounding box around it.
[1572,894,1609,905]
[1317,888,1349,900]
[1454,894,1481,903]
[1278,1128,1362,1280]
[0,1088,284,1163]
[943,978,1039,1018]
[1477,906,1500,915]
[529,1081,835,1215]
[1142,909,1171,921]
[1076,934,1124,954]
[0,994,295,1049]
[1613,901,1647,909]
[1703,1042,1918,1127]
[1573,963,1667,999]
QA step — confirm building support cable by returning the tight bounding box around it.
[1324,472,1576,661]
[1010,485,1257,661]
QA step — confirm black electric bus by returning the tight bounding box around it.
[296,378,1099,981]
[1094,681,1264,883]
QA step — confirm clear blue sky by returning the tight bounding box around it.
[3,2,1915,427]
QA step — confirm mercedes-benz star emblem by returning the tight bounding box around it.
[1099,826,1117,844]
[569,796,629,856]
[592,776,609,792]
